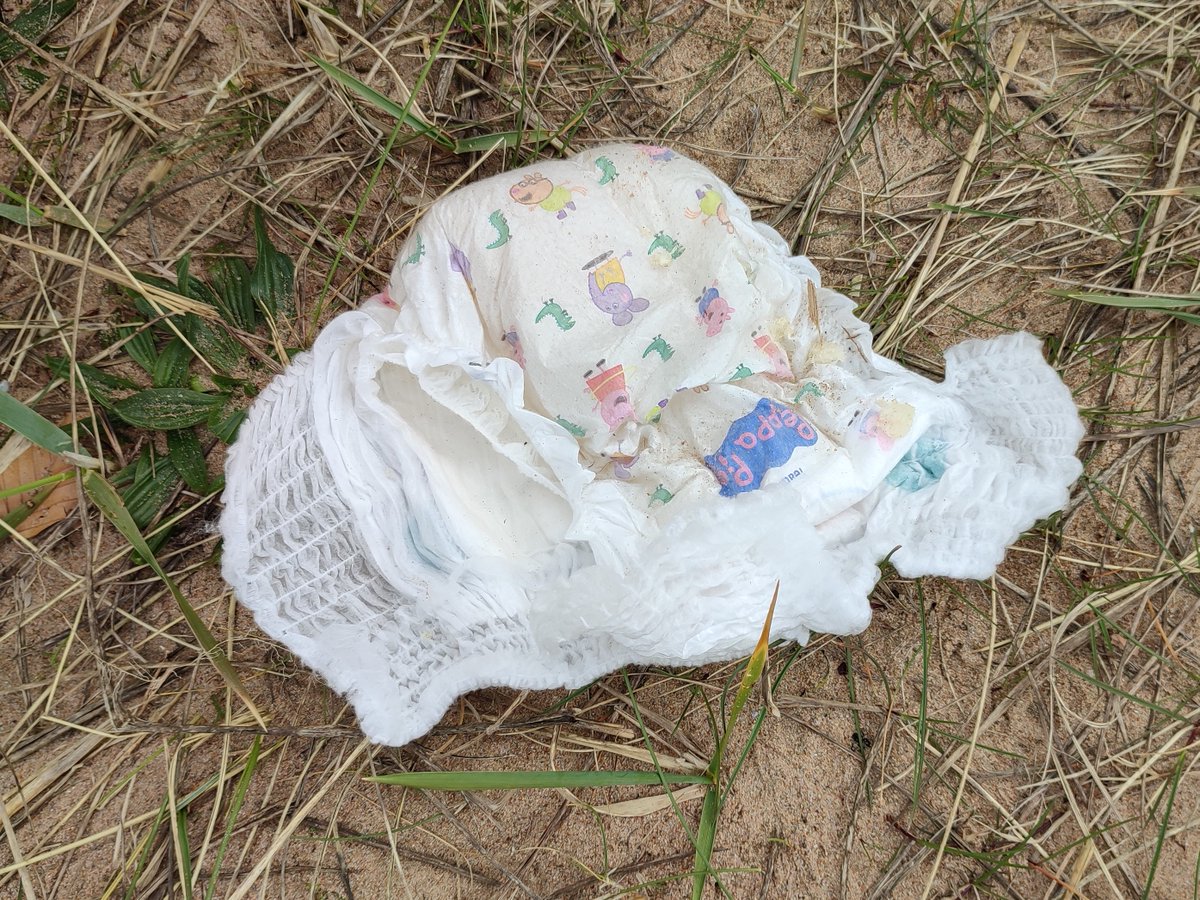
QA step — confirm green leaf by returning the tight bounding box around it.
[185,314,244,374]
[309,55,455,150]
[0,201,46,226]
[175,255,221,308]
[45,356,137,409]
[118,325,159,376]
[208,256,257,329]
[118,447,181,528]
[0,0,78,63]
[0,389,99,467]
[367,770,711,790]
[80,470,264,727]
[166,429,209,494]
[207,406,246,444]
[249,207,295,319]
[152,338,192,388]
[113,388,225,430]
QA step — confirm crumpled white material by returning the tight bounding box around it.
[220,144,1084,746]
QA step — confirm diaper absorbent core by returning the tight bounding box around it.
[220,143,1084,746]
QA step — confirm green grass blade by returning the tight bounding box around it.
[0,389,99,467]
[692,785,719,900]
[1142,748,1187,900]
[367,770,710,790]
[1053,290,1200,310]
[308,55,454,150]
[175,805,194,900]
[80,471,265,727]
[452,130,553,153]
[204,737,261,900]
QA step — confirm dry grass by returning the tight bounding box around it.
[1,0,1198,896]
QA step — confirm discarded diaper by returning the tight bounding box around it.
[219,143,1084,746]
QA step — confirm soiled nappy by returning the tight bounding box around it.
[220,144,1084,746]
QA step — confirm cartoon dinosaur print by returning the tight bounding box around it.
[586,252,649,326]
[648,484,675,507]
[509,172,587,219]
[695,284,733,336]
[729,362,754,381]
[595,156,618,185]
[642,334,674,361]
[402,234,425,265]
[584,360,636,430]
[486,210,511,249]
[647,230,684,259]
[684,184,736,234]
[554,416,587,438]
[793,381,825,402]
[534,299,575,331]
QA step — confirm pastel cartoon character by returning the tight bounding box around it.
[636,144,676,162]
[486,210,511,249]
[611,454,639,480]
[585,360,636,431]
[448,243,478,306]
[729,363,754,381]
[501,327,525,368]
[685,184,735,234]
[586,252,649,326]
[752,329,792,379]
[859,399,915,451]
[644,398,669,423]
[534,298,575,330]
[509,172,587,219]
[695,285,733,337]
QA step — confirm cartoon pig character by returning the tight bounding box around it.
[636,144,676,162]
[859,399,915,451]
[509,172,587,219]
[695,285,733,336]
[587,252,649,326]
[585,361,636,430]
[501,326,525,368]
[752,329,792,379]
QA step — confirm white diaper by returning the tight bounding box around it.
[219,143,1084,746]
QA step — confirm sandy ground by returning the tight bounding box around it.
[1,0,1198,897]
